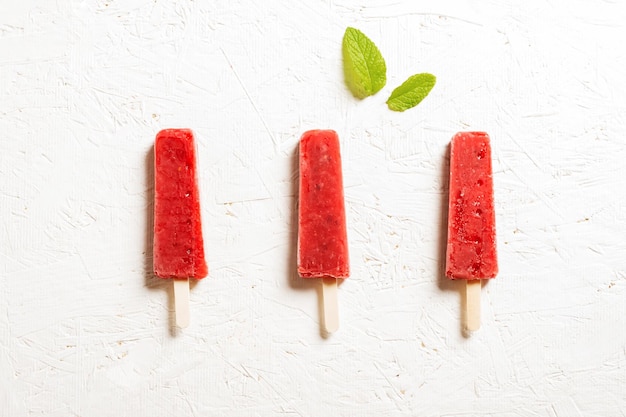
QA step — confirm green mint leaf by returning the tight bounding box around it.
[342,27,386,99]
[386,73,436,112]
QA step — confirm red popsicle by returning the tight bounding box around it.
[153,128,207,327]
[298,129,349,332]
[445,131,497,330]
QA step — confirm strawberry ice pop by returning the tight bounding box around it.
[445,131,497,330]
[298,129,349,332]
[153,128,207,327]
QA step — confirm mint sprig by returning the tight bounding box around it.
[386,73,436,112]
[340,27,436,112]
[342,27,387,99]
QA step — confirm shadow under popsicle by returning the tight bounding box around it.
[436,142,466,337]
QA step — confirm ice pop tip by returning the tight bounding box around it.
[156,127,193,137]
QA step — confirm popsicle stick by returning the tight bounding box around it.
[173,278,190,328]
[321,277,339,333]
[466,279,481,331]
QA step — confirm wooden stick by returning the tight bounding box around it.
[173,278,190,328]
[321,277,339,333]
[466,279,481,331]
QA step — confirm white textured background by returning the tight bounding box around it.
[1,0,626,416]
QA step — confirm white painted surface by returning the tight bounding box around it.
[1,0,625,415]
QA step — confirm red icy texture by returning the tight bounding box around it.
[445,132,498,279]
[153,129,208,279]
[297,130,350,279]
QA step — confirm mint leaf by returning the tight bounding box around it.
[342,27,386,99]
[386,73,436,112]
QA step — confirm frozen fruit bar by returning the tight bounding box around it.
[153,129,208,279]
[445,131,498,279]
[298,130,350,279]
